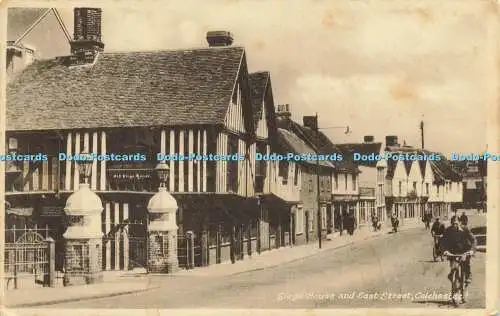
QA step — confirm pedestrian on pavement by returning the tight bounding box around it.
[423,212,431,229]
[459,211,468,226]
[346,211,356,235]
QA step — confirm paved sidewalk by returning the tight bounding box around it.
[173,221,422,278]
[4,276,157,308]
[3,221,422,308]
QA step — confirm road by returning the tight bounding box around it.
[45,214,486,309]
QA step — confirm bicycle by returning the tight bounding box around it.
[444,251,473,306]
[432,234,443,262]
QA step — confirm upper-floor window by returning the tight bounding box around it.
[352,174,356,191]
[437,186,440,194]
[377,167,385,183]
[294,164,299,186]
[425,183,429,195]
[344,174,348,191]
[308,177,313,192]
[412,181,417,192]
[398,181,402,195]
[279,160,289,185]
[334,173,338,190]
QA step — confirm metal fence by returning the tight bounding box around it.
[4,226,55,290]
[177,232,200,269]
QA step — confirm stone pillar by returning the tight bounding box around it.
[63,183,103,286]
[147,187,179,273]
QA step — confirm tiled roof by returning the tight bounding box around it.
[7,8,47,42]
[385,146,462,183]
[290,122,358,173]
[7,47,246,131]
[277,128,334,168]
[336,142,382,167]
[248,72,269,129]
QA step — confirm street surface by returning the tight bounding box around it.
[43,214,486,309]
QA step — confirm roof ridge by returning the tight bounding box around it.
[103,46,245,55]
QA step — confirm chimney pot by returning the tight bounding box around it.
[206,31,234,47]
[363,135,374,143]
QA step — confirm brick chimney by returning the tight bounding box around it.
[276,104,291,118]
[69,8,104,62]
[363,135,374,143]
[385,135,398,147]
[276,104,292,130]
[303,116,318,131]
[206,31,233,47]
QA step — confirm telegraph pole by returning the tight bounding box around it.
[420,120,425,149]
[315,113,322,249]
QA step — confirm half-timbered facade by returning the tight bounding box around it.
[6,9,290,273]
[384,135,462,223]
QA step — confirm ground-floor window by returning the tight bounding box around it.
[321,206,327,229]
[377,206,384,221]
[369,203,375,219]
[308,211,314,233]
[295,207,304,234]
[359,201,366,224]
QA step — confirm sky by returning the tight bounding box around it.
[6,0,496,156]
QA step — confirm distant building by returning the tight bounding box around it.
[453,160,487,210]
[336,136,387,229]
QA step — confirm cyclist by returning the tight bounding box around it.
[459,211,468,226]
[431,218,445,258]
[440,217,476,285]
[431,218,445,236]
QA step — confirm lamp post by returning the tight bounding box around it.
[147,161,179,273]
[63,151,103,286]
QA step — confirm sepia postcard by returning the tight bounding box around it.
[0,0,499,315]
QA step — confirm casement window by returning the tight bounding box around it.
[377,167,385,183]
[425,183,429,195]
[344,174,348,191]
[308,177,313,192]
[334,173,338,191]
[279,160,289,184]
[398,181,402,195]
[412,181,417,192]
[309,212,314,233]
[352,174,357,191]
[295,207,304,234]
[294,164,299,185]
[321,206,327,228]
